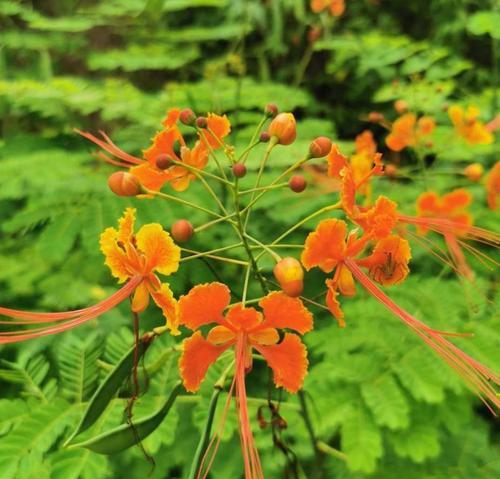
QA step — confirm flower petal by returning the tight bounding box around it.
[99,227,130,283]
[200,113,231,149]
[249,328,279,346]
[130,163,172,191]
[254,334,308,393]
[178,282,231,330]
[326,144,348,179]
[301,219,347,272]
[207,325,236,345]
[442,189,472,211]
[179,331,230,392]
[325,279,345,327]
[131,281,150,312]
[355,196,398,240]
[136,224,180,276]
[226,304,262,331]
[118,208,136,244]
[150,282,179,335]
[259,292,313,334]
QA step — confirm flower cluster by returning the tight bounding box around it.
[1,103,498,478]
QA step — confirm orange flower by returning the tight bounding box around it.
[311,0,345,16]
[178,283,312,478]
[351,130,378,196]
[77,109,231,192]
[302,222,499,412]
[386,113,435,151]
[0,208,181,342]
[448,105,494,145]
[301,219,410,325]
[100,208,180,332]
[486,162,500,210]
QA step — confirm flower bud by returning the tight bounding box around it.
[394,99,407,114]
[171,219,194,243]
[273,257,304,297]
[309,136,332,158]
[264,103,278,118]
[196,116,207,128]
[108,172,141,197]
[384,164,398,178]
[307,26,322,43]
[259,131,270,143]
[269,113,296,145]
[368,111,384,123]
[156,154,174,170]
[464,163,484,182]
[232,162,247,178]
[289,175,307,193]
[180,108,196,126]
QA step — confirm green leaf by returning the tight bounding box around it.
[70,381,182,454]
[467,11,500,39]
[50,449,109,479]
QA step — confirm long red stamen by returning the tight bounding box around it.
[345,259,499,413]
[444,233,474,280]
[75,129,144,166]
[0,276,142,343]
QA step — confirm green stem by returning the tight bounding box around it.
[181,247,248,266]
[241,115,268,164]
[238,182,288,195]
[169,158,232,186]
[298,391,322,467]
[316,441,347,462]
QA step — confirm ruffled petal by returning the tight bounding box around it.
[178,282,231,330]
[442,189,472,212]
[226,304,262,331]
[325,279,345,327]
[99,227,130,283]
[255,334,308,393]
[249,328,279,346]
[130,163,172,191]
[259,292,313,334]
[179,331,230,392]
[131,281,150,312]
[340,167,356,216]
[301,219,347,272]
[136,224,180,276]
[326,144,348,179]
[336,264,356,296]
[416,191,440,216]
[200,113,231,149]
[355,196,398,239]
[207,325,236,345]
[117,207,136,244]
[150,282,179,335]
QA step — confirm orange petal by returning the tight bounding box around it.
[355,130,377,156]
[417,116,435,136]
[161,108,181,128]
[200,113,231,149]
[416,191,440,216]
[131,281,150,312]
[336,264,356,296]
[143,127,184,166]
[442,189,472,212]
[355,196,398,239]
[130,163,172,191]
[326,144,348,179]
[117,207,136,244]
[136,224,180,276]
[448,105,463,127]
[255,334,308,393]
[99,227,131,283]
[301,218,347,272]
[178,282,231,330]
[207,325,236,345]
[259,292,313,334]
[325,279,345,327]
[150,282,179,335]
[226,304,262,331]
[340,167,356,216]
[249,327,279,346]
[179,331,230,392]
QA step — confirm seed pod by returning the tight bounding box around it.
[309,136,332,158]
[289,175,307,193]
[273,257,304,297]
[464,163,484,182]
[232,163,247,178]
[268,113,297,145]
[180,108,196,125]
[155,154,173,170]
[108,172,141,197]
[264,103,278,118]
[259,131,270,143]
[196,116,207,128]
[171,219,194,243]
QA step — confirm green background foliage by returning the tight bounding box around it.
[0,0,498,478]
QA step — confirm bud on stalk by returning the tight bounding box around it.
[108,172,142,197]
[464,163,484,182]
[273,257,304,297]
[309,136,332,158]
[171,219,194,243]
[268,113,297,146]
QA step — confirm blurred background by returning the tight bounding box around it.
[0,1,498,478]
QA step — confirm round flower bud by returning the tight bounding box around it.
[196,116,208,128]
[156,154,174,170]
[273,257,304,297]
[269,112,297,145]
[108,171,141,197]
[264,103,278,118]
[394,99,408,114]
[384,164,398,178]
[309,136,332,158]
[289,175,307,193]
[232,162,247,178]
[180,108,196,126]
[368,111,384,123]
[259,131,271,143]
[464,163,484,182]
[171,219,194,243]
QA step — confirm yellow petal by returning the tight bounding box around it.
[99,227,130,283]
[150,282,179,335]
[131,282,150,312]
[136,224,180,276]
[118,208,136,245]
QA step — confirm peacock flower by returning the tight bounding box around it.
[301,221,499,411]
[76,108,230,192]
[448,105,494,145]
[99,207,180,333]
[386,113,435,152]
[311,0,346,17]
[0,208,181,343]
[486,161,500,210]
[350,130,378,196]
[301,219,410,326]
[178,283,312,478]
